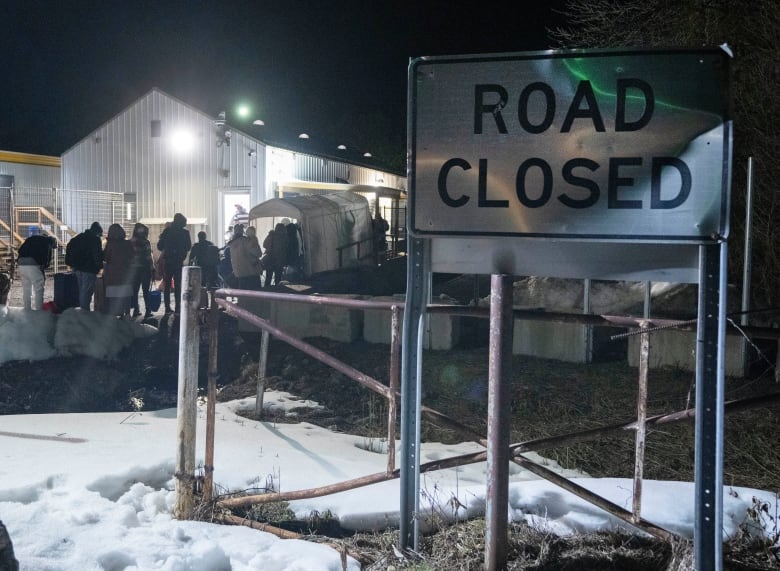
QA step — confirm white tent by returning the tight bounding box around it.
[248,191,374,278]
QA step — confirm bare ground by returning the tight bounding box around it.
[2,276,779,569]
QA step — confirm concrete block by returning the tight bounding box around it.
[423,312,461,350]
[236,296,272,333]
[272,295,364,343]
[363,296,404,344]
[513,320,589,362]
[627,329,745,377]
[364,297,460,350]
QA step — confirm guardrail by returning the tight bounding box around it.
[172,267,780,546]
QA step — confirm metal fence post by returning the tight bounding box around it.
[204,290,219,502]
[174,266,202,519]
[485,274,514,571]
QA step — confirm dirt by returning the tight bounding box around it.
[2,276,780,569]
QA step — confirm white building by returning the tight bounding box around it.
[61,88,406,245]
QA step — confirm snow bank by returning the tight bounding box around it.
[0,307,156,365]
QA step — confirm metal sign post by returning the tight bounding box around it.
[399,236,427,548]
[404,47,732,566]
[695,243,728,569]
[484,274,514,570]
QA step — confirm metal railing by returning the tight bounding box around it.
[172,273,780,546]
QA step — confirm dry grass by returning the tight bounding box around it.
[219,337,780,569]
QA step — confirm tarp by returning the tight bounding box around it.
[248,191,374,278]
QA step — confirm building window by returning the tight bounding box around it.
[151,120,162,138]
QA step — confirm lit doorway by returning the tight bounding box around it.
[220,190,250,246]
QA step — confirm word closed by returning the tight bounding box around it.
[437,79,690,212]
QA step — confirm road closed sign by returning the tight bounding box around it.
[409,48,731,242]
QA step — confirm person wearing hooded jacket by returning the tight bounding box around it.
[65,221,104,310]
[130,222,155,318]
[156,213,191,313]
[17,234,56,310]
[102,223,135,316]
[228,224,261,289]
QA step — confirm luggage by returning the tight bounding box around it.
[54,272,79,310]
[147,289,162,312]
[94,275,105,312]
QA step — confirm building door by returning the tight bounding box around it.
[220,189,251,246]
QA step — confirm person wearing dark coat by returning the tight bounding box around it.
[17,234,56,310]
[130,223,155,318]
[263,223,288,286]
[156,213,191,313]
[65,221,104,310]
[103,223,135,316]
[286,223,302,278]
[188,231,219,288]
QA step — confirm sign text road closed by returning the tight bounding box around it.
[409,49,731,242]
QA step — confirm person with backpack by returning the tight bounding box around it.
[188,231,220,288]
[156,213,191,314]
[17,234,56,310]
[65,222,104,310]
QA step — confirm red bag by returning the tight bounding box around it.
[42,301,61,313]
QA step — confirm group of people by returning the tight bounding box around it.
[18,213,194,318]
[15,206,306,314]
[61,220,160,317]
[220,218,301,290]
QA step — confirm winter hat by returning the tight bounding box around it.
[90,222,103,235]
[233,224,245,237]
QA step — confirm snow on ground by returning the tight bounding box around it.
[0,304,777,570]
[0,306,156,365]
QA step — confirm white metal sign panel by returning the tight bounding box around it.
[409,49,730,242]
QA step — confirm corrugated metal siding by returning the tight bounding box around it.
[62,90,266,232]
[347,164,405,190]
[61,88,404,235]
[0,161,60,189]
[285,151,405,191]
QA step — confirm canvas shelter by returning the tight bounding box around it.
[248,191,374,278]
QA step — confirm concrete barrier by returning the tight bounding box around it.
[364,296,460,350]
[627,329,746,377]
[237,294,363,343]
[513,320,589,362]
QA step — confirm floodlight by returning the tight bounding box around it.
[170,128,195,154]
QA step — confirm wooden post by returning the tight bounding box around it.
[174,266,202,519]
[203,290,219,502]
[633,320,650,522]
[255,329,270,418]
[387,305,401,474]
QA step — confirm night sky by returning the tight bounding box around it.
[2,1,567,161]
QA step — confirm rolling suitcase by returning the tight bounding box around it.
[94,275,105,312]
[54,272,79,310]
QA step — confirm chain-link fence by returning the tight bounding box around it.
[0,186,125,277]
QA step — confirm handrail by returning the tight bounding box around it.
[215,288,780,341]
[13,206,76,248]
[0,218,25,247]
[206,287,682,542]
[335,236,373,268]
